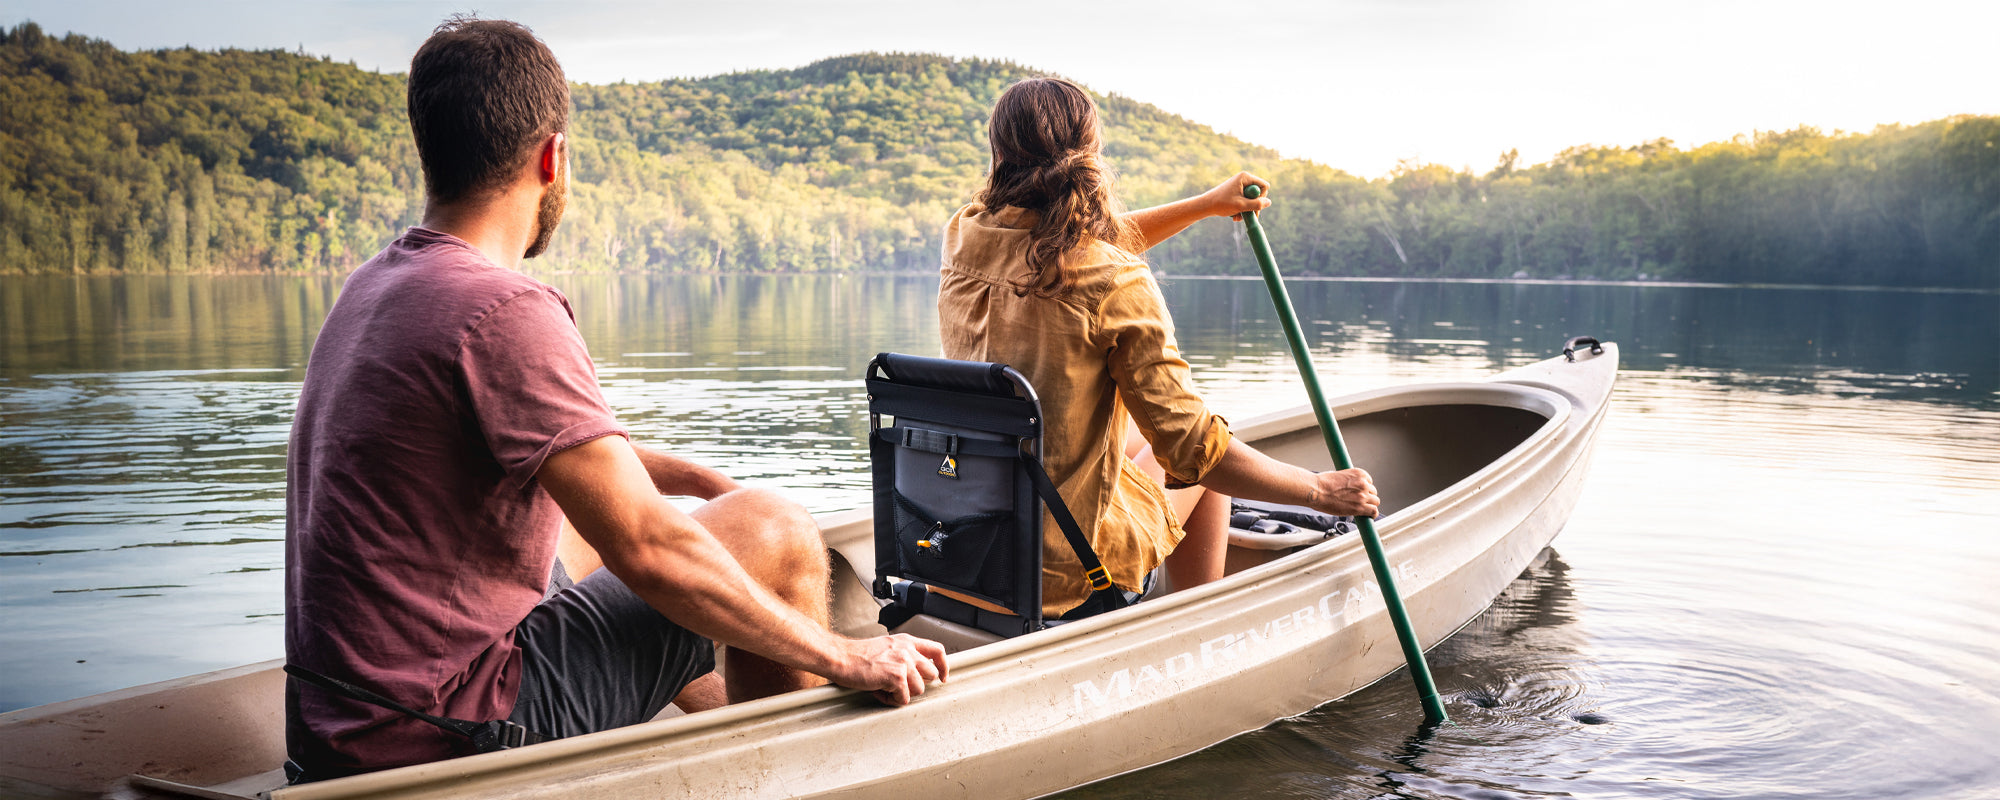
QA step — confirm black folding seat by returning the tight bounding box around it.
[864,353,1119,640]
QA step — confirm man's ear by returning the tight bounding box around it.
[538,132,565,185]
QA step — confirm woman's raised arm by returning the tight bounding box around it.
[1119,172,1272,251]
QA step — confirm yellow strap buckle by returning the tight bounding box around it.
[1085,566,1110,590]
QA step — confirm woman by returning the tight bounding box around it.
[938,77,1381,619]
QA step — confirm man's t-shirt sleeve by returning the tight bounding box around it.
[459,288,626,491]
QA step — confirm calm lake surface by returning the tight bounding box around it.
[2,273,1996,799]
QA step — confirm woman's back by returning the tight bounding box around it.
[938,202,1229,616]
[935,74,1371,617]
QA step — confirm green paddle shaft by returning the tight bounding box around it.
[1239,184,1448,725]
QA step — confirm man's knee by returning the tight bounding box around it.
[698,487,828,584]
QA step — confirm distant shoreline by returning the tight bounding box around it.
[4,270,1993,296]
[1160,274,2000,296]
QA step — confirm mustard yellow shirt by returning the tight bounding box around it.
[937,203,1233,616]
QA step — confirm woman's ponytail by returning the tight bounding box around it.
[977,78,1136,298]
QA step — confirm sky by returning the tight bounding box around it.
[5,0,1995,179]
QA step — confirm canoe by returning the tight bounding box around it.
[0,343,1618,800]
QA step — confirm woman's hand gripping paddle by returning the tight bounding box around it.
[1239,184,1449,726]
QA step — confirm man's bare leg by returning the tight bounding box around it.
[557,494,827,709]
[671,672,728,713]
[685,487,832,704]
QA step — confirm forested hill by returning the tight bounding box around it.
[2,23,1996,288]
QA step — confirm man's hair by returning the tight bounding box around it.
[407,16,570,204]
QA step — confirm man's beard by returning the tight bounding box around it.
[524,167,568,260]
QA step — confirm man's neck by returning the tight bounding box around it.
[419,190,537,271]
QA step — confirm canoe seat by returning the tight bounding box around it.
[864,353,1120,640]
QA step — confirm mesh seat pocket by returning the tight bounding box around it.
[891,489,1015,594]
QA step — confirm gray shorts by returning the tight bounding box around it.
[507,559,716,739]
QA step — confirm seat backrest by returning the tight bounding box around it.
[865,353,1048,636]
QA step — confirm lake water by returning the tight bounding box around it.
[2,273,1996,799]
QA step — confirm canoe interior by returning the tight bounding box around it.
[1254,403,1551,517]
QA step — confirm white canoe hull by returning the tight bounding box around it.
[0,345,1617,799]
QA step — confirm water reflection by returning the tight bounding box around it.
[0,275,338,377]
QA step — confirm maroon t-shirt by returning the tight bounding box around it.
[284,227,624,774]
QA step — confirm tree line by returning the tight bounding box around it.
[2,23,1994,288]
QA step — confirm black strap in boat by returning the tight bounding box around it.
[283,664,548,752]
[1021,451,1115,592]
[1230,498,1357,535]
[876,428,1113,592]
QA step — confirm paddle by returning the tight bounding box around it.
[1238,184,1449,725]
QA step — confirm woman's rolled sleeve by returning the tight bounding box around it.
[1099,271,1234,489]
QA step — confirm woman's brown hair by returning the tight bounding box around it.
[977,78,1136,297]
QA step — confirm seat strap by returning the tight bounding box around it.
[881,427,1016,459]
[284,664,548,752]
[1019,452,1114,592]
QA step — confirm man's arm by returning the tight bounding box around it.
[538,435,948,704]
[558,445,733,581]
[633,444,740,500]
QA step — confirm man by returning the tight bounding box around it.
[284,17,946,780]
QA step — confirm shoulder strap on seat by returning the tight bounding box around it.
[1020,452,1113,592]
